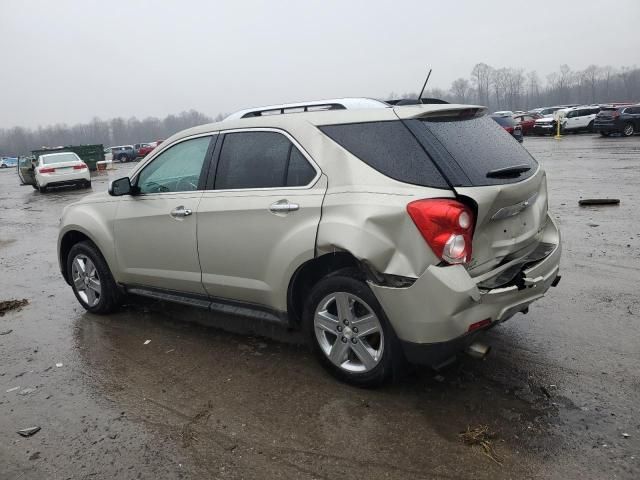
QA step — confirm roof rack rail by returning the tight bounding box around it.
[224,98,389,121]
[241,103,346,118]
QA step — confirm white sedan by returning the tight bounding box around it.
[35,152,91,193]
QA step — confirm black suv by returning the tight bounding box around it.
[595,105,640,137]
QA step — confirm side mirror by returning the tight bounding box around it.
[109,177,133,196]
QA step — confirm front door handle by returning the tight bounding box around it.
[170,206,192,218]
[269,200,299,214]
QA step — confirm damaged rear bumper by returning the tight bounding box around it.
[368,219,561,367]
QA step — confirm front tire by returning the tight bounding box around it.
[67,241,123,314]
[304,272,402,387]
[623,122,635,137]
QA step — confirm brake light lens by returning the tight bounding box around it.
[406,199,475,265]
[73,163,87,170]
[38,167,55,173]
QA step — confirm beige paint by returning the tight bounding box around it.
[58,103,561,347]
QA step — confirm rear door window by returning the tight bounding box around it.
[319,121,448,188]
[215,131,317,189]
[405,115,538,186]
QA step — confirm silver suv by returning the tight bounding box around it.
[58,98,561,386]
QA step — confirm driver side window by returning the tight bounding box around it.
[137,136,212,194]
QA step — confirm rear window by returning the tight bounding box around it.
[491,116,516,127]
[406,115,538,186]
[41,153,79,164]
[319,121,449,188]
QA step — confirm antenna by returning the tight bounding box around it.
[417,68,432,103]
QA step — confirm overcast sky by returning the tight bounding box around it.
[1,0,638,128]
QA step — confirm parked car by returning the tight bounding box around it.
[594,104,640,137]
[110,145,137,162]
[490,114,523,142]
[58,98,561,386]
[493,110,514,117]
[34,152,91,192]
[0,156,18,168]
[513,113,542,135]
[560,106,601,133]
[532,109,568,135]
[535,106,572,118]
[134,143,156,158]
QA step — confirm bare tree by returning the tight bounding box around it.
[583,65,601,103]
[450,78,470,103]
[471,63,493,107]
[526,70,541,107]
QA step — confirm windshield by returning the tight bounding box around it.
[41,153,79,164]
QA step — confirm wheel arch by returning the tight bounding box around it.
[58,220,116,285]
[286,251,364,327]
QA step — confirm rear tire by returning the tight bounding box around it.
[303,270,403,387]
[587,121,594,133]
[623,122,634,137]
[117,154,127,163]
[67,241,123,314]
[38,184,47,193]
[86,180,92,189]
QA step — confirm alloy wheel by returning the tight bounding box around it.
[623,123,634,136]
[71,254,102,307]
[314,292,384,373]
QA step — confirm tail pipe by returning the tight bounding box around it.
[466,342,491,360]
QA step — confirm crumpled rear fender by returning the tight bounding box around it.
[316,189,455,278]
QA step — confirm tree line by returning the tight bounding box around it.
[0,110,225,157]
[392,63,640,112]
[2,63,639,156]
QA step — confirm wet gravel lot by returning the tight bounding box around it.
[1,134,639,479]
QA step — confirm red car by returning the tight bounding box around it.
[513,113,542,135]
[134,143,156,158]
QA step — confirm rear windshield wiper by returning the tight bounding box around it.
[486,164,531,178]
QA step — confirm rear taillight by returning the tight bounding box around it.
[73,163,87,170]
[38,167,55,173]
[407,199,475,265]
[505,126,514,133]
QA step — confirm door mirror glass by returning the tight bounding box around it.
[109,177,132,196]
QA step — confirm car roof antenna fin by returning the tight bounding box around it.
[417,68,432,104]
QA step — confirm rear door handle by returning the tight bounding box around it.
[270,200,299,213]
[170,206,192,218]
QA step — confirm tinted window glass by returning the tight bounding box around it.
[286,147,316,186]
[216,131,291,189]
[137,136,210,193]
[319,121,448,188]
[409,115,537,186]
